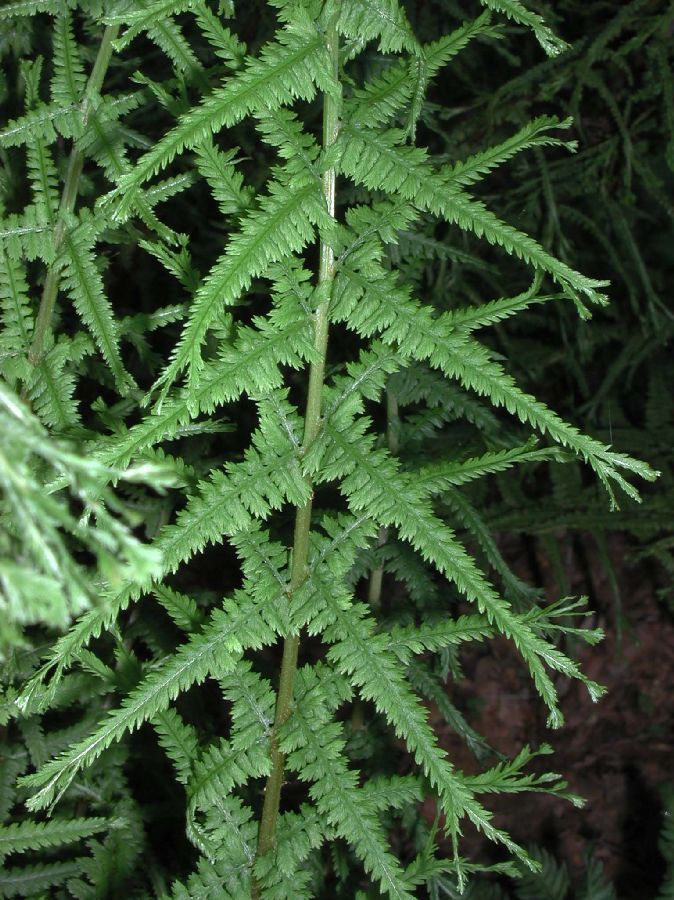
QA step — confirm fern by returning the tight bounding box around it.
[0,1,664,898]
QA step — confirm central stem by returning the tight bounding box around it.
[252,14,340,892]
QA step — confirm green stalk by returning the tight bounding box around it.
[252,14,341,892]
[28,25,119,367]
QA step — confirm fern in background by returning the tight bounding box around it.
[402,0,674,615]
[0,1,666,897]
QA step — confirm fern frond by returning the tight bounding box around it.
[186,738,261,861]
[445,116,576,188]
[219,659,275,755]
[25,337,83,430]
[194,142,253,216]
[153,708,198,786]
[406,12,495,137]
[322,599,532,861]
[281,666,415,900]
[109,0,201,74]
[336,125,609,306]
[25,126,59,227]
[51,8,86,108]
[428,334,657,498]
[153,585,204,633]
[479,0,569,57]
[0,859,87,897]
[192,3,246,67]
[337,0,420,55]
[21,596,273,811]
[59,220,131,393]
[315,417,604,724]
[0,816,109,860]
[414,441,561,493]
[108,17,338,218]
[154,176,327,395]
[167,855,245,899]
[0,102,81,150]
[387,614,495,659]
[254,807,324,899]
[0,214,54,263]
[109,1,198,52]
[0,0,71,19]
[0,249,33,382]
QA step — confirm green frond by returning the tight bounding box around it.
[19,426,307,711]
[167,855,244,899]
[153,708,199,786]
[337,0,420,56]
[25,337,83,430]
[186,739,261,861]
[153,585,205,633]
[21,595,273,812]
[423,12,495,82]
[155,176,327,395]
[146,17,202,76]
[406,12,495,137]
[255,807,324,899]
[0,858,87,897]
[109,1,199,52]
[0,213,54,263]
[414,441,561,493]
[219,659,275,754]
[349,59,413,128]
[464,744,579,802]
[255,106,321,175]
[108,17,338,218]
[156,436,308,573]
[438,286,557,330]
[0,0,72,19]
[315,417,604,724]
[478,0,570,58]
[0,4,660,894]
[194,142,253,216]
[59,220,132,394]
[25,126,59,227]
[445,116,576,188]
[0,249,33,383]
[95,309,311,468]
[281,666,415,900]
[51,9,86,108]
[427,334,656,498]
[0,102,81,150]
[387,614,495,659]
[336,125,609,306]
[0,816,110,860]
[322,599,530,862]
[192,3,246,67]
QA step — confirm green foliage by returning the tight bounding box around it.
[0,382,165,659]
[0,1,666,898]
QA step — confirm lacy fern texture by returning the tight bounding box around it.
[0,0,659,897]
